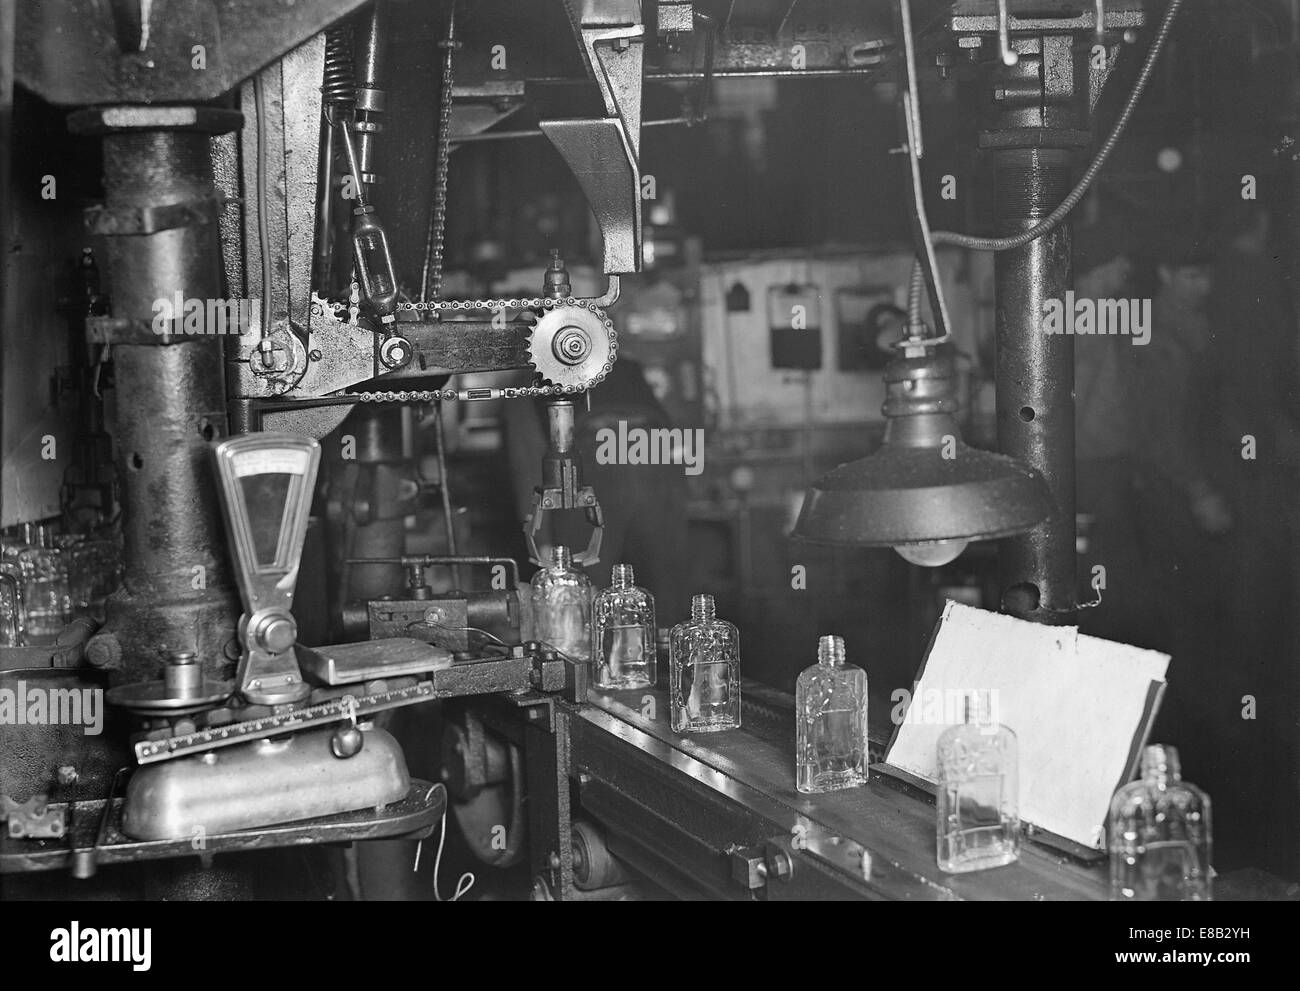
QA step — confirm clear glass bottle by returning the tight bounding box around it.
[796,635,868,793]
[936,691,1020,873]
[591,563,656,690]
[670,594,741,733]
[530,544,592,663]
[1109,744,1212,901]
[15,528,70,643]
[69,536,121,623]
[0,567,23,647]
[1,531,30,645]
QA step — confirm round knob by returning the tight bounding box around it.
[331,725,365,758]
[257,615,297,653]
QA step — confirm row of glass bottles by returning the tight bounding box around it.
[530,551,742,732]
[0,523,121,646]
[792,640,1210,896]
[794,648,1021,874]
[531,556,1213,899]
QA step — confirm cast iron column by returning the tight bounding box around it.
[986,36,1087,625]
[73,107,245,684]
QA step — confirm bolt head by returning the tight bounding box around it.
[380,336,414,369]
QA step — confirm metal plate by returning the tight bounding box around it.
[1,781,445,875]
[105,679,234,716]
[296,637,453,686]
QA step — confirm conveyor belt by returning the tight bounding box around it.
[572,682,1108,900]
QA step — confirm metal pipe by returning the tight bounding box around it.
[992,145,1079,625]
[355,0,387,187]
[312,104,336,292]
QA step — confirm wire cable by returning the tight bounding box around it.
[898,0,951,344]
[930,0,1183,252]
[421,806,474,901]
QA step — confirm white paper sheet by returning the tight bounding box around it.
[884,601,1170,849]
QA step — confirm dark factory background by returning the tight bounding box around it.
[2,0,1297,900]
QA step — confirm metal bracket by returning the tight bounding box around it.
[727,840,794,891]
[1,795,67,839]
[540,7,645,274]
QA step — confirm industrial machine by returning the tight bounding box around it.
[12,0,1274,903]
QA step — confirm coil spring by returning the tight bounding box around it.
[322,23,356,112]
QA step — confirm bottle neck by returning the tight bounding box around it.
[1140,744,1181,786]
[690,594,715,623]
[549,545,573,571]
[817,635,845,667]
[611,563,635,588]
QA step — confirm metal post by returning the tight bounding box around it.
[986,36,1087,625]
[73,110,246,684]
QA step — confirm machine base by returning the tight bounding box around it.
[122,725,410,840]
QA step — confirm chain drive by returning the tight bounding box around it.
[341,297,617,403]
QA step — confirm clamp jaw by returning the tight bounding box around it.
[524,400,603,568]
[212,433,321,705]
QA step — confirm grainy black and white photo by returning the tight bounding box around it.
[0,0,1293,960]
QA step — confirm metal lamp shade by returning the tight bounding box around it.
[792,438,1054,547]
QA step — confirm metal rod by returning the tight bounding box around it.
[996,0,1019,66]
[355,0,388,185]
[452,115,696,145]
[433,403,460,587]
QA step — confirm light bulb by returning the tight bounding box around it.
[893,539,969,567]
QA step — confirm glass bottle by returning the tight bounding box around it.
[530,544,592,663]
[591,563,656,690]
[936,691,1020,873]
[14,528,70,643]
[1109,744,1212,901]
[0,567,23,646]
[670,594,741,733]
[1,531,30,645]
[796,635,867,793]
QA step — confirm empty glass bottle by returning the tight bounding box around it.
[936,691,1020,873]
[1109,744,1212,901]
[796,635,867,793]
[530,545,592,663]
[591,563,656,690]
[11,527,70,643]
[670,594,741,733]
[0,567,23,647]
